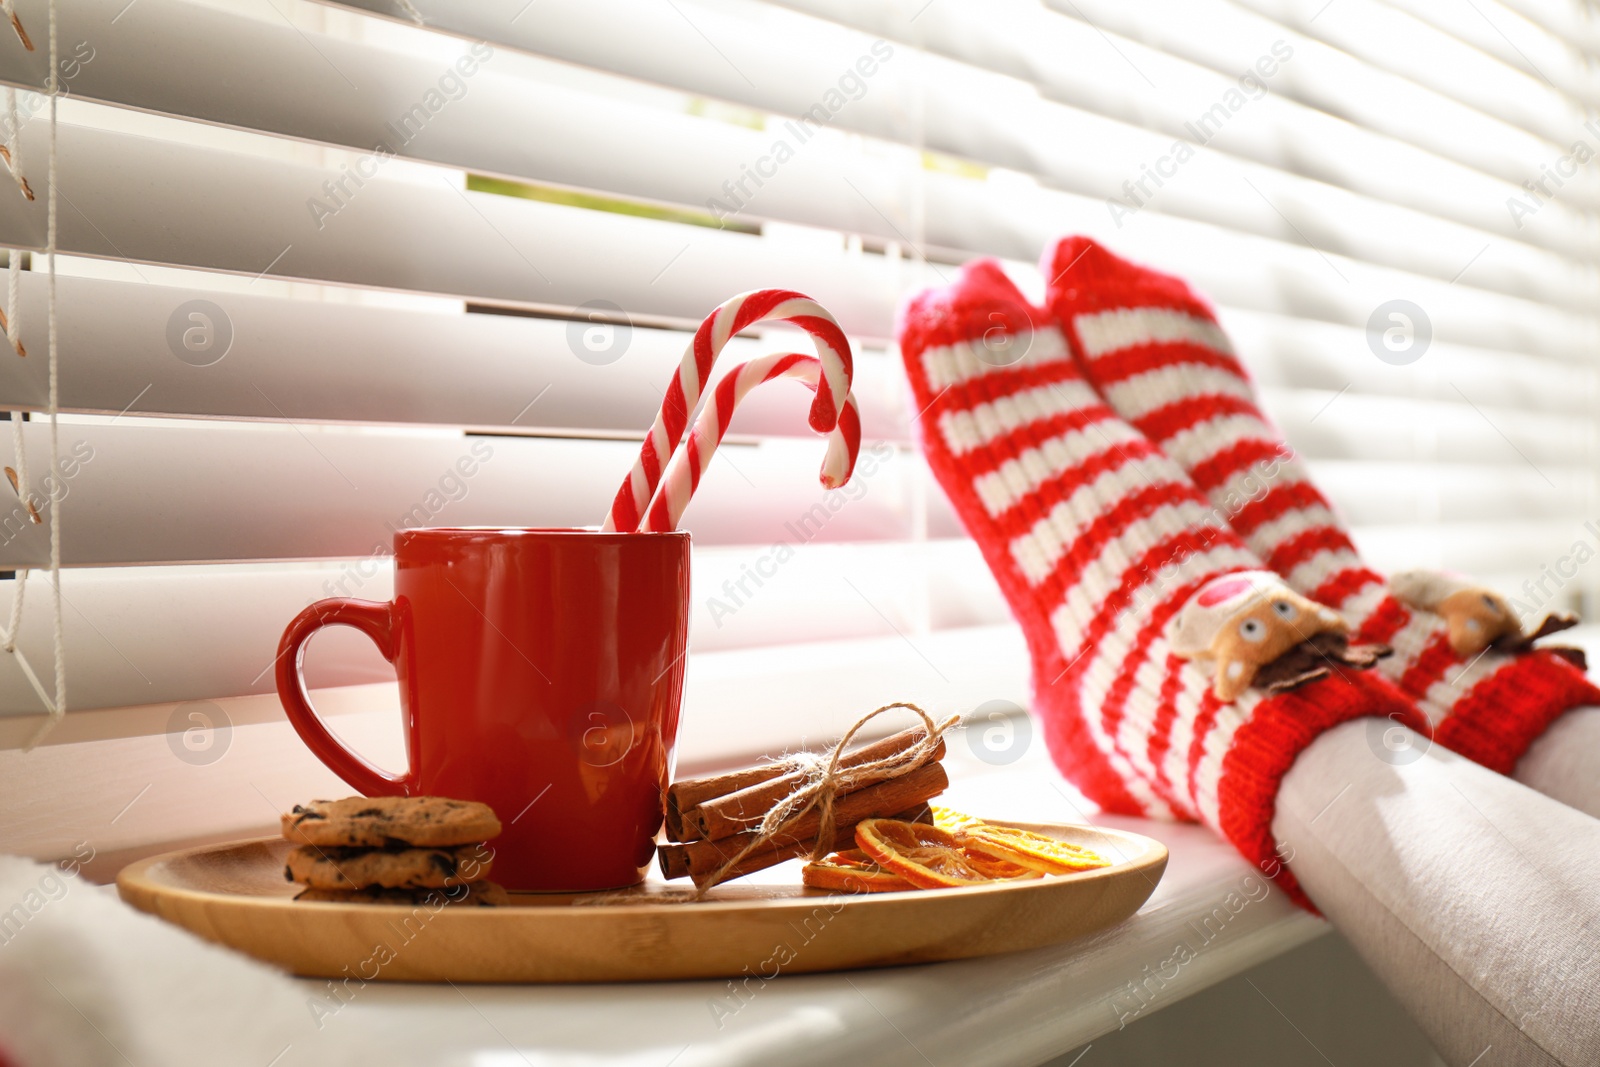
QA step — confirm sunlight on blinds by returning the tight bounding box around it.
[0,0,1591,774]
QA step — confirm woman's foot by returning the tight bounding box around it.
[898,258,1419,901]
[1042,236,1600,780]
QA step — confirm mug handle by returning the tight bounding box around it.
[276,598,415,797]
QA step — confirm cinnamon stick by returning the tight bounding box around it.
[658,820,856,882]
[658,762,949,887]
[657,799,939,883]
[664,726,939,843]
[683,734,946,842]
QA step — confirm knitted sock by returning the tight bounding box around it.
[1042,236,1600,774]
[898,258,1419,901]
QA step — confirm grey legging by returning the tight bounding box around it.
[1273,709,1600,1066]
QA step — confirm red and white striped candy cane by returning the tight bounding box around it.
[601,290,852,532]
[640,352,861,533]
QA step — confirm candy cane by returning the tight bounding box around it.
[640,353,861,533]
[601,290,852,532]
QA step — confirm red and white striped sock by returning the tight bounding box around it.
[898,259,1418,899]
[1043,236,1600,774]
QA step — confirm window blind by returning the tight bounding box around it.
[0,0,1595,854]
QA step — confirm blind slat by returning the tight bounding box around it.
[26,0,1595,303]
[1234,0,1600,121]
[1,268,1586,448]
[10,120,1594,362]
[1265,388,1593,467]
[1045,0,1593,201]
[0,406,1571,570]
[0,0,1588,734]
[0,421,961,567]
[0,0,937,260]
[0,270,910,440]
[1353,519,1593,579]
[0,546,1009,716]
[1310,460,1593,526]
[1222,308,1596,414]
[0,121,914,340]
[1495,0,1600,59]
[324,0,1595,208]
[768,0,1600,260]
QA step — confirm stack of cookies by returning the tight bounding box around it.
[281,796,508,906]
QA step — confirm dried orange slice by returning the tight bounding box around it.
[854,818,998,889]
[802,853,914,894]
[930,805,982,833]
[823,849,878,870]
[957,824,1111,875]
[963,850,1043,881]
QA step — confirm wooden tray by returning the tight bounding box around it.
[116,821,1166,983]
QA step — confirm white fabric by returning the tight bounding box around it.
[1274,720,1600,1067]
[0,856,385,1067]
[1514,705,1600,819]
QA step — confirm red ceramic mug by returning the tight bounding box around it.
[275,527,691,891]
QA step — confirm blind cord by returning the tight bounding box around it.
[11,0,63,749]
[3,85,26,518]
[2,565,21,654]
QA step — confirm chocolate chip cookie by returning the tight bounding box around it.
[281,796,502,849]
[283,843,495,890]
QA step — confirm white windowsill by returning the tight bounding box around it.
[305,742,1323,1067]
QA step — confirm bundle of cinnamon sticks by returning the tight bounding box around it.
[658,725,949,888]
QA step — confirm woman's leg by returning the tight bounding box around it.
[1044,237,1600,796]
[1513,706,1600,818]
[1274,719,1600,1067]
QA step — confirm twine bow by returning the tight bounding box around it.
[694,702,959,898]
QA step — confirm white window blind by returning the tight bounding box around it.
[1,0,1596,857]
